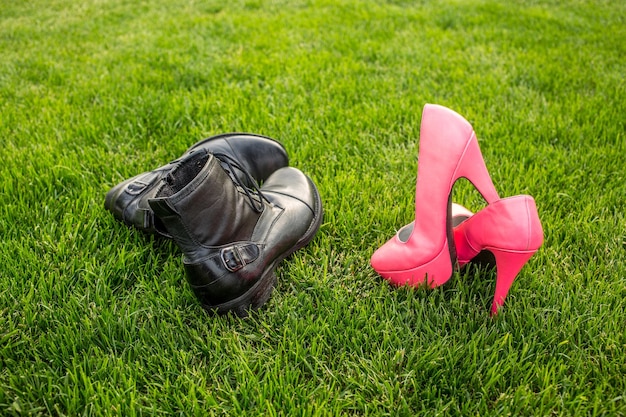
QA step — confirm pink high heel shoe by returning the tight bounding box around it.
[453,195,543,314]
[370,104,500,287]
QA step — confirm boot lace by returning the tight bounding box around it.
[212,152,270,213]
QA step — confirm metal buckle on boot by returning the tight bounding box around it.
[220,244,260,272]
[221,247,245,272]
[126,180,150,195]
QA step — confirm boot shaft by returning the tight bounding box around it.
[148,152,263,257]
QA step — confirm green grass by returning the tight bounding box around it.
[1,0,625,415]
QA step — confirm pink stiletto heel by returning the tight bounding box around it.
[453,195,543,314]
[489,249,536,314]
[370,104,499,287]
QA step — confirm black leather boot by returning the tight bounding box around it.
[148,151,323,316]
[104,133,288,237]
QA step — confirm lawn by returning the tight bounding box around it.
[1,0,625,415]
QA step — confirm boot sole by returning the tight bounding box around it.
[206,175,324,317]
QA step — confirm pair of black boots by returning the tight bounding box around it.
[104,133,323,316]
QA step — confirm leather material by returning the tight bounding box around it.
[453,195,543,314]
[454,195,543,262]
[392,197,542,313]
[104,133,289,237]
[370,104,500,287]
[448,203,498,268]
[148,156,323,315]
[397,203,474,242]
[397,203,503,269]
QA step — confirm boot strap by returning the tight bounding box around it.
[184,243,261,288]
[221,244,260,272]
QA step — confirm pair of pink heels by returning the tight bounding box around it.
[370,104,543,314]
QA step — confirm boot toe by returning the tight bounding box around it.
[262,167,320,213]
[262,167,324,248]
